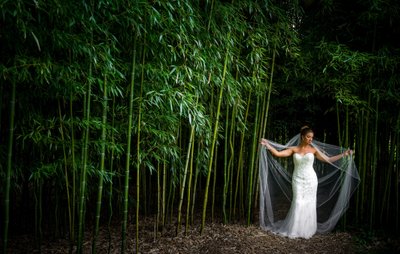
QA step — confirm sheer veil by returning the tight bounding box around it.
[259,134,360,234]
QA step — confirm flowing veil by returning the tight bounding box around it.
[259,134,360,234]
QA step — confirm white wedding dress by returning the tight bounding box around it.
[259,134,360,239]
[275,153,318,239]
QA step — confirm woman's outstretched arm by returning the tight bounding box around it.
[315,148,353,163]
[260,138,294,158]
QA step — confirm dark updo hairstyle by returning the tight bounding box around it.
[300,125,313,137]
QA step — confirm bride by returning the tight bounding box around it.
[259,126,360,239]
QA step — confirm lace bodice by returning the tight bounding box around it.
[293,153,314,169]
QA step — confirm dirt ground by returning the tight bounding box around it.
[7,216,400,253]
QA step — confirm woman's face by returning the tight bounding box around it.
[302,132,314,144]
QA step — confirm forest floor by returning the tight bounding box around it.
[8,216,400,254]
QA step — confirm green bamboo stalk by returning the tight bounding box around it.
[345,105,349,147]
[34,178,39,248]
[39,179,42,249]
[342,105,350,229]
[337,105,350,229]
[190,142,201,224]
[201,40,230,233]
[246,94,260,225]
[380,111,399,223]
[228,101,237,221]
[0,83,3,132]
[252,104,263,222]
[261,48,276,139]
[223,106,230,223]
[167,167,176,224]
[252,49,276,220]
[207,0,215,31]
[77,72,92,254]
[234,91,251,219]
[34,176,43,250]
[55,188,60,238]
[2,80,15,253]
[141,166,147,216]
[211,144,218,222]
[336,101,343,147]
[177,125,195,234]
[396,126,400,231]
[77,4,95,249]
[68,93,77,252]
[370,94,379,231]
[335,101,344,226]
[58,99,73,247]
[246,64,263,225]
[92,74,108,253]
[155,161,161,239]
[135,40,146,253]
[380,135,393,223]
[360,93,371,221]
[162,159,167,228]
[121,40,137,253]
[185,130,196,232]
[107,96,116,253]
[355,110,363,222]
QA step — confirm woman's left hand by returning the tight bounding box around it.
[260,138,272,150]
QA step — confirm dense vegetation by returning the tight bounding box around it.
[1,0,399,253]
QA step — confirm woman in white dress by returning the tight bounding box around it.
[259,126,359,239]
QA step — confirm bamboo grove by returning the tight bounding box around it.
[1,0,399,253]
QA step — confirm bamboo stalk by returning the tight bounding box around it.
[336,101,343,147]
[135,39,146,253]
[228,101,237,221]
[345,105,349,147]
[396,125,400,231]
[247,94,260,225]
[92,74,108,253]
[142,167,147,216]
[0,82,2,133]
[253,49,276,222]
[342,105,350,229]
[359,93,371,222]
[166,165,176,224]
[77,70,92,254]
[355,110,363,222]
[370,94,379,231]
[211,144,218,222]
[234,91,251,219]
[191,142,202,224]
[69,93,77,252]
[3,80,16,253]
[121,40,137,253]
[185,129,196,233]
[207,0,215,31]
[261,48,275,138]
[385,112,400,227]
[155,161,161,239]
[107,96,116,253]
[177,125,195,234]
[201,40,230,233]
[162,159,167,228]
[58,99,73,245]
[35,177,43,250]
[223,106,230,223]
